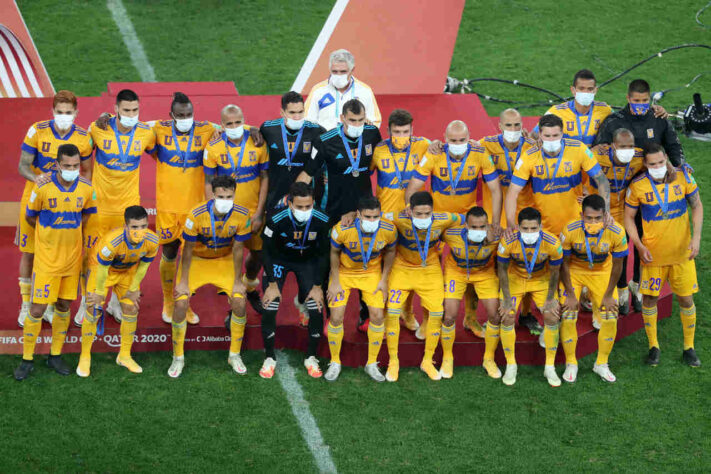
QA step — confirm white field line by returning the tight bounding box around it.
[106,0,156,82]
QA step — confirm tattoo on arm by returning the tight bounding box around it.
[592,170,610,211]
[687,191,701,209]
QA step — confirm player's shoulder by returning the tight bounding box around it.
[312,208,329,223]
[445,225,464,236]
[270,207,291,224]
[308,79,330,93]
[144,229,160,245]
[35,120,51,130]
[630,173,647,186]
[562,137,583,147]
[74,124,89,136]
[155,119,173,129]
[136,121,152,131]
[565,219,584,233]
[207,133,223,146]
[379,218,395,232]
[470,144,487,154]
[77,177,92,188]
[553,101,570,111]
[607,223,623,235]
[320,128,340,142]
[593,100,612,111]
[541,230,559,245]
[190,201,210,218]
[503,230,520,245]
[336,221,355,232]
[261,119,283,129]
[364,124,379,132]
[524,145,540,156]
[482,134,500,144]
[108,228,125,247]
[353,77,374,92]
[231,204,250,217]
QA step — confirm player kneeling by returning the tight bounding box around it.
[325,196,397,382]
[78,206,158,376]
[497,207,563,387]
[441,206,501,379]
[169,176,251,378]
[560,195,628,383]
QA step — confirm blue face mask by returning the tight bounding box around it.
[629,102,650,115]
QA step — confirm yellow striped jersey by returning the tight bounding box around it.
[561,219,628,273]
[94,227,159,271]
[588,145,644,223]
[391,211,463,268]
[371,137,429,216]
[543,100,612,146]
[330,218,397,274]
[497,230,563,281]
[442,225,498,274]
[182,199,251,259]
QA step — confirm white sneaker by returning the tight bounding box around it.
[259,357,276,379]
[502,364,518,386]
[544,365,561,387]
[293,295,305,313]
[18,301,29,327]
[43,304,54,324]
[304,356,323,378]
[593,363,617,382]
[228,353,247,375]
[562,363,578,383]
[324,362,341,381]
[168,356,185,378]
[580,287,593,312]
[592,318,601,330]
[106,292,122,322]
[618,288,629,312]
[628,280,641,301]
[415,324,426,340]
[364,362,385,382]
[74,300,87,327]
[161,311,171,324]
[539,331,545,348]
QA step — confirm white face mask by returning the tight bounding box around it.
[60,168,79,182]
[520,231,540,245]
[648,166,667,180]
[119,114,139,128]
[361,218,380,233]
[346,123,364,138]
[448,142,468,157]
[292,207,313,223]
[54,114,74,130]
[412,216,432,230]
[174,117,194,133]
[541,139,561,154]
[502,130,521,143]
[575,91,595,107]
[286,117,304,130]
[214,198,233,214]
[225,125,244,140]
[467,229,487,243]
[330,73,350,89]
[615,148,635,164]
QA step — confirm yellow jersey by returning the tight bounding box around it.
[414,144,498,214]
[543,100,612,146]
[203,131,268,213]
[182,199,252,259]
[90,117,156,215]
[95,227,160,271]
[442,226,498,275]
[511,138,601,235]
[370,137,429,216]
[625,169,698,266]
[20,120,93,201]
[330,218,398,274]
[589,145,644,223]
[497,230,563,281]
[153,120,216,214]
[561,219,628,274]
[391,211,463,268]
[26,174,97,276]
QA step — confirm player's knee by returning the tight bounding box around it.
[369,309,384,325]
[162,242,179,260]
[230,296,246,313]
[55,299,70,312]
[542,312,559,326]
[121,304,138,315]
[29,304,44,319]
[489,312,502,325]
[443,313,456,327]
[677,295,694,308]
[642,294,658,307]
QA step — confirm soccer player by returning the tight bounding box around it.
[326,196,397,382]
[304,49,381,130]
[260,182,331,379]
[386,191,463,382]
[560,195,628,383]
[204,104,268,308]
[168,176,252,378]
[14,144,97,380]
[16,90,93,327]
[497,207,563,387]
[441,206,501,379]
[625,143,702,367]
[78,206,159,377]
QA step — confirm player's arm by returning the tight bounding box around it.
[484,174,503,227]
[544,264,561,317]
[253,170,269,231]
[662,121,685,167]
[504,183,523,231]
[589,168,611,214]
[326,242,343,303]
[377,242,396,302]
[18,150,43,183]
[25,185,42,227]
[175,240,194,300]
[203,149,217,199]
[687,189,703,260]
[405,155,431,206]
[87,263,111,307]
[560,255,577,312]
[592,115,614,147]
[624,198,651,264]
[497,257,512,317]
[602,256,625,313]
[261,224,282,306]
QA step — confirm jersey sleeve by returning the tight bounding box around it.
[330,225,343,249]
[234,215,252,242]
[142,240,160,262]
[548,238,563,266]
[510,155,531,187]
[611,229,629,258]
[203,146,218,176]
[684,170,699,197]
[258,145,269,172]
[561,228,572,255]
[96,240,117,266]
[143,129,157,154]
[26,184,43,216]
[480,152,498,182]
[79,136,93,161]
[581,146,602,177]
[625,183,640,209]
[386,227,398,247]
[21,124,39,156]
[182,212,199,241]
[413,152,435,182]
[82,186,98,215]
[496,238,511,263]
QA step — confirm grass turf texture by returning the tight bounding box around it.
[5,0,711,472]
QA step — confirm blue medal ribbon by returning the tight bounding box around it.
[223,132,249,177]
[542,142,566,181]
[387,138,411,189]
[461,228,484,280]
[111,119,137,163]
[647,173,670,217]
[497,135,523,182]
[339,125,364,176]
[288,208,312,253]
[95,306,105,336]
[411,218,433,267]
[518,232,542,277]
[583,226,605,269]
[445,144,470,195]
[208,200,234,253]
[280,119,304,169]
[571,100,594,142]
[171,122,194,172]
[609,147,631,195]
[355,218,380,270]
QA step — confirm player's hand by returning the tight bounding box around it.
[689,235,701,260]
[503,225,518,241]
[327,281,344,304]
[601,295,618,314]
[232,279,246,299]
[251,214,264,234]
[365,119,373,126]
[489,223,502,240]
[340,211,356,227]
[34,173,51,185]
[404,205,412,217]
[307,285,324,311]
[603,211,615,227]
[638,244,653,264]
[498,299,513,319]
[521,128,530,139]
[375,279,388,303]
[262,283,281,308]
[542,298,560,319]
[95,112,111,130]
[250,127,265,147]
[86,292,105,307]
[174,280,190,300]
[651,104,669,119]
[124,290,141,309]
[427,140,444,155]
[563,293,579,313]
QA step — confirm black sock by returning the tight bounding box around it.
[261,308,277,359]
[306,305,323,357]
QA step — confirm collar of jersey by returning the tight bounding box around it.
[51,172,79,193]
[49,120,76,140]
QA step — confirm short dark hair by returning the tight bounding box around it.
[116,89,139,104]
[466,206,488,220]
[518,207,541,225]
[628,79,650,95]
[643,142,666,159]
[388,109,413,129]
[281,91,304,109]
[342,98,365,117]
[582,194,606,213]
[171,92,191,112]
[357,195,381,212]
[211,175,236,192]
[410,191,433,208]
[573,69,596,87]
[57,143,80,163]
[124,205,148,223]
[538,114,563,131]
[289,181,314,200]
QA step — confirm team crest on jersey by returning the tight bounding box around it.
[41,142,51,153]
[303,141,311,153]
[468,166,476,176]
[249,151,257,162]
[645,192,654,202]
[673,184,682,196]
[103,139,112,150]
[133,141,141,152]
[599,243,609,252]
[564,162,572,173]
[535,165,545,175]
[76,197,83,208]
[228,226,237,234]
[647,129,654,139]
[195,136,202,147]
[440,167,448,177]
[308,232,317,240]
[365,144,372,156]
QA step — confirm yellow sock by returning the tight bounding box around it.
[423,311,443,362]
[159,256,177,314]
[440,323,456,360]
[596,313,617,365]
[367,321,384,364]
[680,304,696,350]
[560,310,578,365]
[327,322,344,364]
[172,320,187,357]
[19,278,31,304]
[80,307,100,359]
[385,309,401,363]
[22,314,42,360]
[229,312,247,354]
[50,309,70,356]
[592,306,601,328]
[120,314,138,358]
[500,325,516,365]
[543,324,559,366]
[242,274,259,293]
[484,323,500,360]
[642,305,659,349]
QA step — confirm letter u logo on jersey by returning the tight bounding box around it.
[103,139,112,150]
[645,192,654,202]
[220,154,229,165]
[535,165,545,175]
[381,159,390,169]
[164,136,173,146]
[294,231,303,240]
[48,198,57,208]
[41,142,51,153]
[566,121,574,132]
[440,167,448,177]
